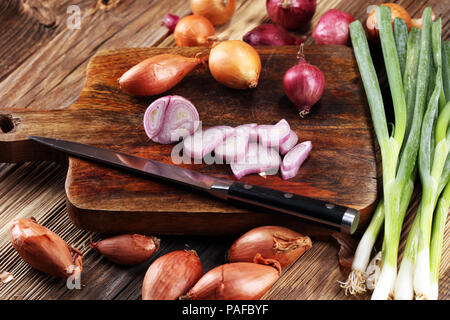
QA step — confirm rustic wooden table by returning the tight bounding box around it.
[0,0,449,300]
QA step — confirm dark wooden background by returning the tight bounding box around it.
[0,0,449,300]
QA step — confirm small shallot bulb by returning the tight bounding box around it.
[90,234,160,266]
[182,255,281,300]
[142,250,203,300]
[209,40,262,89]
[10,218,83,279]
[174,15,216,47]
[191,0,236,26]
[162,13,180,33]
[228,226,312,269]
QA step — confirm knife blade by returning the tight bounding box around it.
[29,136,360,234]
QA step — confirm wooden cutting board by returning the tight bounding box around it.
[0,46,377,238]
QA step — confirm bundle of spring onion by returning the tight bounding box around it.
[340,6,450,300]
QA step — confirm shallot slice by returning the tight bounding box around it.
[144,96,200,144]
[184,126,235,159]
[279,130,299,155]
[256,119,291,148]
[280,141,312,180]
[236,123,258,142]
[230,143,281,179]
[214,131,250,163]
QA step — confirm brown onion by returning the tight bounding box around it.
[228,226,312,269]
[174,15,216,47]
[366,3,411,43]
[119,54,204,97]
[142,250,203,300]
[90,234,160,266]
[182,255,281,300]
[10,218,83,279]
[209,40,261,89]
[191,0,236,26]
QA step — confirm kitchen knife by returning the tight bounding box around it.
[29,136,360,234]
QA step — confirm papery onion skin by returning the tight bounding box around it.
[174,15,216,47]
[183,258,281,300]
[162,13,180,33]
[209,40,261,89]
[191,0,236,26]
[142,250,203,300]
[243,24,302,46]
[228,226,312,269]
[10,218,83,279]
[366,3,411,43]
[119,54,203,97]
[266,0,317,30]
[312,9,355,45]
[283,56,325,117]
[90,234,160,266]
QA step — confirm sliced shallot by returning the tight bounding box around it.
[144,96,200,144]
[230,143,281,179]
[236,123,258,142]
[214,131,250,163]
[279,130,299,155]
[281,141,312,180]
[184,126,235,159]
[256,119,291,148]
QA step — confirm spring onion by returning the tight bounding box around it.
[443,41,450,102]
[394,18,408,77]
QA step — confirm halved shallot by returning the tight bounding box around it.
[279,130,298,155]
[280,141,312,180]
[230,143,281,179]
[183,126,235,159]
[256,119,291,148]
[144,96,200,144]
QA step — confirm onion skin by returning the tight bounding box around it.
[243,24,302,46]
[266,0,316,30]
[283,56,325,117]
[90,234,160,266]
[174,15,216,47]
[119,54,203,97]
[183,257,281,300]
[366,3,411,43]
[10,218,83,279]
[228,226,312,269]
[142,250,203,300]
[209,40,261,90]
[191,0,236,26]
[312,9,355,45]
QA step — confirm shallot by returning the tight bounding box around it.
[144,96,200,144]
[142,250,203,300]
[280,140,312,180]
[230,143,281,179]
[119,54,204,97]
[214,130,250,163]
[266,0,316,30]
[243,24,302,46]
[182,255,281,300]
[236,123,258,142]
[228,226,312,269]
[184,126,235,159]
[279,130,298,155]
[283,51,325,117]
[10,218,83,279]
[191,0,236,26]
[312,9,355,45]
[256,119,291,148]
[90,234,160,266]
[209,40,261,90]
[174,15,216,47]
[162,13,180,33]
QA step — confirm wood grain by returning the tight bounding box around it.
[0,0,448,300]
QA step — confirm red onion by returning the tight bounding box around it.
[230,143,281,179]
[183,126,235,159]
[279,130,298,155]
[266,0,316,30]
[283,53,325,117]
[281,140,312,180]
[243,24,302,46]
[162,13,180,33]
[312,9,355,45]
[144,96,200,144]
[256,119,291,148]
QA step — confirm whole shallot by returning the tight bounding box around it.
[312,9,355,45]
[10,218,83,279]
[243,24,302,46]
[90,234,160,266]
[266,0,316,30]
[228,226,312,269]
[142,250,203,300]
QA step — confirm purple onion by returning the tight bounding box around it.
[312,9,355,45]
[162,13,180,33]
[243,24,302,46]
[266,0,316,30]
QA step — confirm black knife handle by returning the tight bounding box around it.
[210,181,359,234]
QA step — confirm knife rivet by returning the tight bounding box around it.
[243,184,253,190]
[284,193,294,198]
[326,203,335,209]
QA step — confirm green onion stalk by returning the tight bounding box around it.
[349,6,432,299]
[414,17,449,300]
